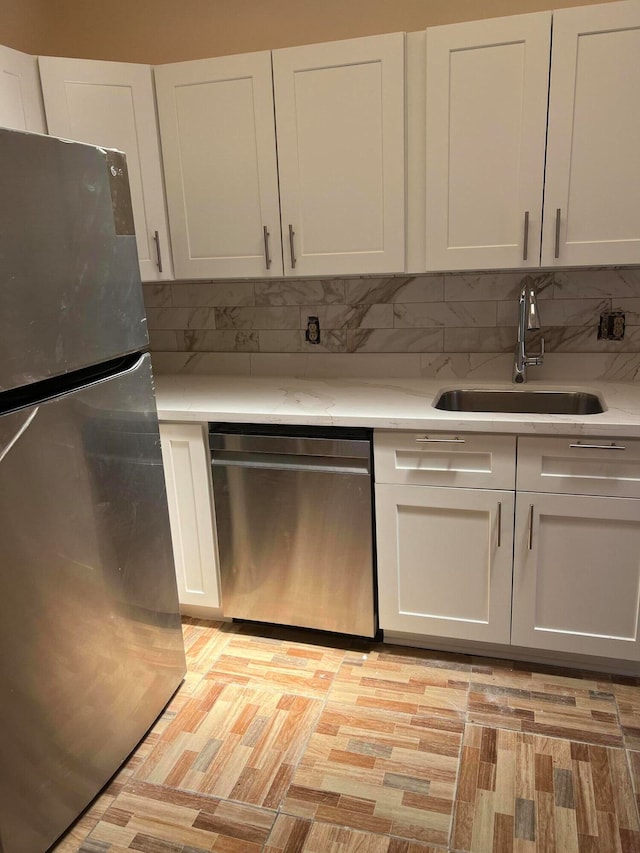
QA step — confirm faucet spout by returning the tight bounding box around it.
[513,279,545,383]
[526,286,541,331]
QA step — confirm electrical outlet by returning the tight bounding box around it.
[305,315,320,344]
[598,311,625,341]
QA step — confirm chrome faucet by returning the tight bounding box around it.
[513,279,545,383]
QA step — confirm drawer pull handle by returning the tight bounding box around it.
[263,225,272,270]
[554,208,561,259]
[153,230,163,273]
[497,502,502,548]
[415,437,466,444]
[528,504,534,551]
[288,223,296,269]
[523,210,530,261]
[569,442,626,451]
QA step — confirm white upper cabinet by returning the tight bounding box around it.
[154,52,283,279]
[273,33,406,276]
[155,35,406,280]
[38,56,173,282]
[542,0,640,266]
[0,44,46,133]
[424,13,551,271]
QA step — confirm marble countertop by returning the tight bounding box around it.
[154,374,640,437]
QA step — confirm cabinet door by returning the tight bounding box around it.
[155,52,283,279]
[38,56,173,282]
[425,13,550,271]
[542,1,640,266]
[159,423,221,611]
[376,484,514,643]
[512,492,640,661]
[273,34,405,276]
[0,44,46,132]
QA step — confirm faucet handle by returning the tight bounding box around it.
[525,336,545,367]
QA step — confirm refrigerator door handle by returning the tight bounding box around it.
[0,407,39,464]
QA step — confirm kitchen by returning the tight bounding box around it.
[1,0,640,849]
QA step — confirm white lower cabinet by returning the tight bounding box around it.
[375,430,516,644]
[376,484,514,643]
[511,492,640,662]
[159,423,221,612]
[375,429,640,664]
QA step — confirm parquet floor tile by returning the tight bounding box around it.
[80,780,276,852]
[467,663,622,747]
[627,750,640,816]
[451,724,640,852]
[203,632,347,697]
[49,618,640,852]
[134,679,323,808]
[608,678,640,749]
[264,813,447,851]
[281,701,463,845]
[329,649,471,721]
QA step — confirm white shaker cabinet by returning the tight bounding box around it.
[374,431,516,644]
[159,423,221,614]
[155,33,406,280]
[376,429,640,664]
[273,33,406,276]
[38,56,173,282]
[154,52,283,279]
[511,434,640,661]
[541,0,640,266]
[376,484,514,644]
[0,44,46,133]
[512,493,640,662]
[424,13,551,271]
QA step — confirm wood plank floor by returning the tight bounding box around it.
[52,619,640,852]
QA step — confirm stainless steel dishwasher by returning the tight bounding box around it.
[209,424,376,637]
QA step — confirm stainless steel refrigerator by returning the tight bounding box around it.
[0,128,186,853]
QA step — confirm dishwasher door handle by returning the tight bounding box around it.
[212,451,370,476]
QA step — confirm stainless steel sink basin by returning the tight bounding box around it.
[433,388,605,415]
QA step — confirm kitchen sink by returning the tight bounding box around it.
[433,388,605,415]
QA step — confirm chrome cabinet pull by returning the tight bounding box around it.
[497,502,502,548]
[263,225,271,270]
[528,504,534,550]
[153,230,163,273]
[415,436,465,444]
[554,208,561,259]
[523,211,530,261]
[288,224,296,269]
[569,442,626,451]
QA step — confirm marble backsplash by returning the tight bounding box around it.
[144,267,640,380]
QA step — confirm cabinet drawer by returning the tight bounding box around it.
[517,436,640,498]
[374,431,516,489]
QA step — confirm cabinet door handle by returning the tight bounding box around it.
[523,211,530,261]
[153,230,163,273]
[415,436,465,444]
[554,208,561,259]
[528,504,534,550]
[569,442,626,451]
[263,225,272,270]
[497,501,502,548]
[288,224,296,269]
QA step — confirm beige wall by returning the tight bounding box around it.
[2,0,620,63]
[0,0,48,55]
